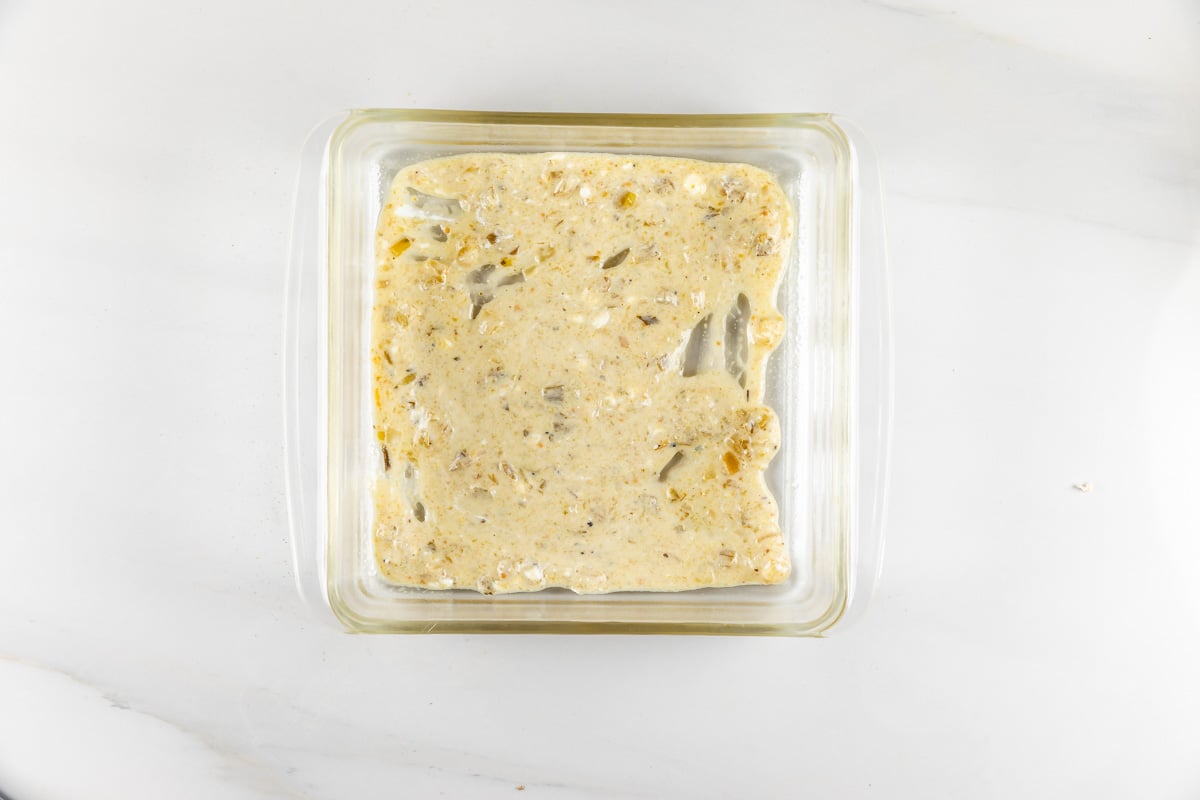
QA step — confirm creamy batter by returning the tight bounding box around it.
[371,152,791,593]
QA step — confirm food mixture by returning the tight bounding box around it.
[371,152,792,593]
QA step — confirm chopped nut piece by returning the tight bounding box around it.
[658,451,685,482]
[753,232,778,256]
[602,248,630,270]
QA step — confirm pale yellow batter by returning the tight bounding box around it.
[371,152,791,593]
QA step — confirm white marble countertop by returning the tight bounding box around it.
[1,1,1198,797]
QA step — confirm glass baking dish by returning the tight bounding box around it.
[284,110,891,635]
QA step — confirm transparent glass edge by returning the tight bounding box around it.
[828,116,893,634]
[311,110,875,636]
[284,113,346,624]
[342,108,838,129]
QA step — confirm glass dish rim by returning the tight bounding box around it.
[284,108,892,636]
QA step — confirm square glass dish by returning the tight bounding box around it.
[284,110,892,635]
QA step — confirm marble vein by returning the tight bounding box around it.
[0,656,308,800]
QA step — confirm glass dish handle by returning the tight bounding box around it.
[836,116,893,632]
[283,115,342,619]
